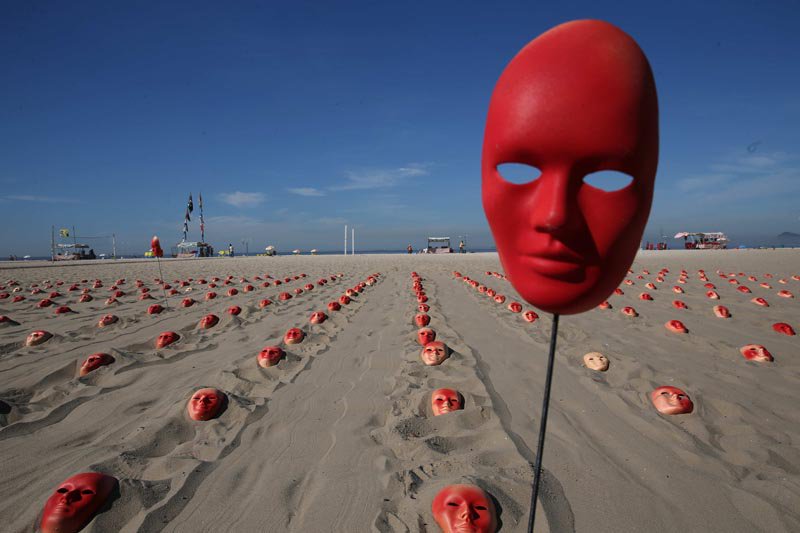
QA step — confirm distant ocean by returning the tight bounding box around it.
[6,245,799,263]
[3,248,501,262]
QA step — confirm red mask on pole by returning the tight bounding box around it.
[482,20,658,314]
[151,235,164,258]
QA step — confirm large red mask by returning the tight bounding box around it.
[482,20,658,314]
[432,484,497,533]
[40,472,117,533]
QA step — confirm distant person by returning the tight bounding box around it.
[228,244,234,257]
[459,240,465,253]
[407,244,413,254]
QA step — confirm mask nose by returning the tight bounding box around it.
[459,504,479,522]
[531,169,572,233]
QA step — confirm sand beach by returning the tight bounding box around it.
[1,250,798,532]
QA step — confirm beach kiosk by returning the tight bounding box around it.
[173,241,214,258]
[54,243,96,261]
[674,232,729,249]
[426,237,452,253]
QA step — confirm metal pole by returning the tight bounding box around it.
[527,313,560,532]
[72,226,77,246]
[344,225,348,256]
[112,234,116,259]
[352,228,355,255]
[51,226,55,262]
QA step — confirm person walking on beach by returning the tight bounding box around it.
[407,244,413,254]
[459,240,465,253]
[228,243,234,257]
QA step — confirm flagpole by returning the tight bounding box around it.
[199,192,205,243]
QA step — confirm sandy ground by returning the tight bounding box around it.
[0,250,798,532]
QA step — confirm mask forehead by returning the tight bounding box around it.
[485,20,657,174]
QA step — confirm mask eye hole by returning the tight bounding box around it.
[583,170,633,192]
[496,163,541,185]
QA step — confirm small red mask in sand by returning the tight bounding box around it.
[187,388,225,421]
[665,320,687,334]
[751,297,769,307]
[672,300,687,310]
[431,388,463,416]
[614,288,624,296]
[310,311,327,324]
[79,353,114,376]
[639,292,653,301]
[37,298,54,308]
[327,301,341,312]
[227,305,242,316]
[415,313,431,327]
[259,299,272,308]
[26,330,53,346]
[339,295,351,305]
[705,291,719,300]
[418,303,430,312]
[621,306,637,317]
[420,341,450,366]
[583,352,609,371]
[284,327,305,345]
[258,346,285,368]
[205,292,217,300]
[523,310,539,323]
[199,314,219,329]
[417,327,437,345]
[712,305,730,318]
[740,344,773,362]
[156,331,179,348]
[432,484,497,533]
[494,295,506,304]
[645,282,656,290]
[54,306,72,315]
[672,286,684,294]
[598,301,611,309]
[181,298,195,308]
[147,304,163,315]
[777,290,794,298]
[40,472,118,533]
[98,314,118,327]
[772,322,796,336]
[507,302,522,313]
[79,294,93,303]
[651,386,693,415]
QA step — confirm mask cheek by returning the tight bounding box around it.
[580,185,636,245]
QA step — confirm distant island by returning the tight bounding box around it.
[776,232,800,245]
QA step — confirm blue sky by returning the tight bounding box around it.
[1,1,799,256]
